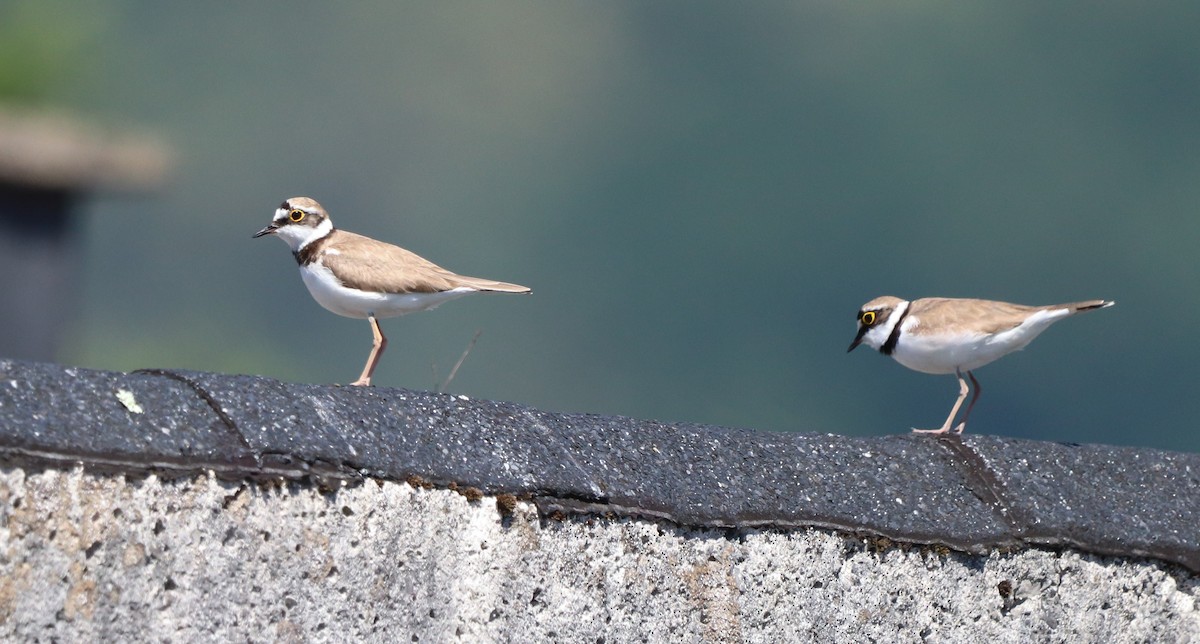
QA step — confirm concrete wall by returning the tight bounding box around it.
[1,465,1196,642]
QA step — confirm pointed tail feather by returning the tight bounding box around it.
[1062,299,1114,314]
[457,276,532,294]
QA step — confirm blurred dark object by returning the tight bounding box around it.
[0,107,169,361]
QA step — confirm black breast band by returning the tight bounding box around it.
[881,304,911,356]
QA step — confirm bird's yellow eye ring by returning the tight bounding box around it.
[861,311,876,325]
[289,209,305,222]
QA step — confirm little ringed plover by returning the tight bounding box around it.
[847,296,1113,434]
[254,197,530,387]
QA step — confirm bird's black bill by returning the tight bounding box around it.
[847,326,869,353]
[252,224,277,238]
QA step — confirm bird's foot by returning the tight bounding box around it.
[911,426,953,435]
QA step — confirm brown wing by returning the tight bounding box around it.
[909,298,1041,335]
[322,231,531,294]
[909,297,1111,335]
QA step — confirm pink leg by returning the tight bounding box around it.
[952,371,982,434]
[912,369,970,434]
[350,315,387,387]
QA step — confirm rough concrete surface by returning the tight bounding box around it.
[2,359,1197,574]
[0,466,1196,643]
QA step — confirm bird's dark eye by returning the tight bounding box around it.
[289,209,305,222]
[860,311,877,325]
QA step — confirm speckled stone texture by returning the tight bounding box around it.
[2,359,1197,573]
[1,466,1196,643]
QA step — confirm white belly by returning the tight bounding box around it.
[300,263,474,319]
[891,309,1067,374]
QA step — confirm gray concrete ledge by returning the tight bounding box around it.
[0,467,1196,642]
[0,359,1196,572]
[0,359,1197,640]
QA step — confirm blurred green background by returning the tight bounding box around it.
[9,2,1198,451]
